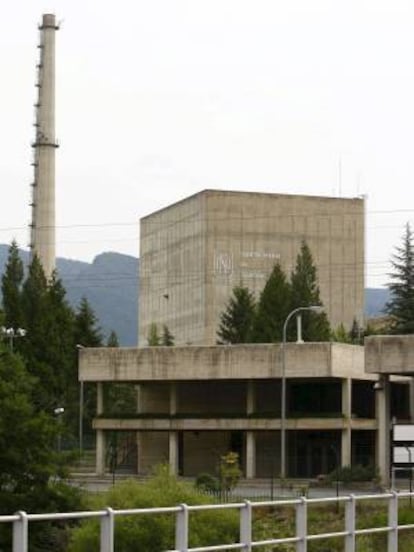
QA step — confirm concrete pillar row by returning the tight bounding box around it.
[96,383,105,475]
[246,431,256,478]
[96,430,106,476]
[409,377,414,422]
[170,382,178,415]
[341,378,352,467]
[246,381,255,415]
[169,431,179,475]
[97,382,104,415]
[376,374,391,487]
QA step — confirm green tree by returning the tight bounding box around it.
[290,241,330,341]
[217,285,256,344]
[20,255,56,410]
[74,298,103,439]
[106,330,119,347]
[385,223,414,333]
[0,343,82,549]
[331,323,352,343]
[74,297,103,347]
[1,240,24,330]
[250,263,291,342]
[161,324,175,346]
[147,322,160,346]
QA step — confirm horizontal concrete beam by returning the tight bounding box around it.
[93,417,376,431]
[79,343,368,382]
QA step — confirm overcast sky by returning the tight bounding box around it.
[1,0,414,287]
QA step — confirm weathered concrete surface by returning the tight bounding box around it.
[365,335,414,375]
[93,417,376,431]
[139,190,365,346]
[79,343,370,382]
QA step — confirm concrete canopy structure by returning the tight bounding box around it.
[139,190,365,346]
[78,342,407,479]
[365,335,414,484]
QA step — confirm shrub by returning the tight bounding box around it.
[68,465,238,552]
[328,464,378,484]
[195,472,220,493]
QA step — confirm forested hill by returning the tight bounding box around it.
[0,245,139,346]
[0,244,390,345]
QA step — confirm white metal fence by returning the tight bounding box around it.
[2,491,414,551]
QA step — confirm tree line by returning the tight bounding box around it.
[217,241,332,344]
[0,241,107,543]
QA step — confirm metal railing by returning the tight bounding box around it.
[3,491,414,551]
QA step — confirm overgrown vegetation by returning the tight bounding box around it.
[68,467,239,552]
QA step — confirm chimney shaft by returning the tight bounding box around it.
[30,13,59,278]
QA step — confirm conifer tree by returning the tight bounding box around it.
[250,263,291,343]
[217,286,256,344]
[162,324,175,346]
[290,241,330,341]
[1,240,24,330]
[385,223,414,333]
[107,330,119,347]
[147,322,161,346]
[75,297,103,347]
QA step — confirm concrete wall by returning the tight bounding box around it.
[137,431,169,474]
[139,190,364,345]
[139,193,206,346]
[182,431,231,476]
[365,335,414,375]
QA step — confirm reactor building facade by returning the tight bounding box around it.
[139,189,365,346]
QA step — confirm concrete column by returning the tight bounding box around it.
[96,429,106,476]
[246,431,256,478]
[409,377,414,421]
[341,378,352,467]
[170,382,177,415]
[97,382,104,415]
[169,431,179,475]
[376,375,391,487]
[246,381,255,415]
[96,383,105,475]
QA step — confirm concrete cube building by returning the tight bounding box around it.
[139,190,365,346]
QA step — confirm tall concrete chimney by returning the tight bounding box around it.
[30,13,59,278]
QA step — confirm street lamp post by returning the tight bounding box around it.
[280,305,324,480]
[0,326,26,352]
[76,344,84,458]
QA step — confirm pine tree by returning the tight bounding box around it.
[290,241,330,341]
[75,297,103,347]
[147,322,160,346]
[161,324,175,346]
[20,255,54,410]
[385,223,414,333]
[74,298,103,437]
[1,240,24,330]
[217,286,256,344]
[250,263,291,343]
[107,330,119,347]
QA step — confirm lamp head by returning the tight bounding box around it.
[309,305,324,314]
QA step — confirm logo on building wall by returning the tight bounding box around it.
[214,252,233,275]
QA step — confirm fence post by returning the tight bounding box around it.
[240,500,252,552]
[175,503,189,552]
[296,497,307,552]
[13,511,28,552]
[100,507,114,552]
[344,495,355,552]
[388,491,398,552]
